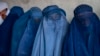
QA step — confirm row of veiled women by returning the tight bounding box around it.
[0,2,100,56]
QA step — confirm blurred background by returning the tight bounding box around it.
[1,0,100,22]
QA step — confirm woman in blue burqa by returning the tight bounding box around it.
[62,4,100,56]
[0,6,24,56]
[31,5,69,56]
[16,7,43,56]
[10,7,42,56]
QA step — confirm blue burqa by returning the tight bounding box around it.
[62,4,100,56]
[0,6,24,56]
[10,7,38,56]
[31,5,69,56]
[17,7,43,56]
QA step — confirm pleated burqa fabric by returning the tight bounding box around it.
[31,5,69,56]
[16,7,43,56]
[0,6,24,56]
[62,4,100,56]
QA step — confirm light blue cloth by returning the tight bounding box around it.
[16,7,42,56]
[31,5,69,56]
